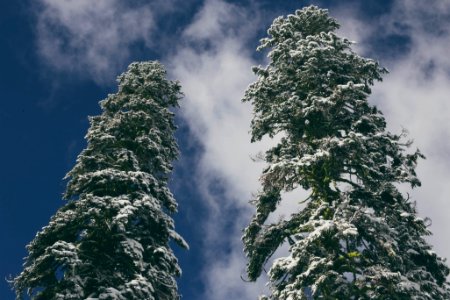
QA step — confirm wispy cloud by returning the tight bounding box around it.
[168,0,271,298]
[35,0,155,83]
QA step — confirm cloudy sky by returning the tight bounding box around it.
[1,0,449,299]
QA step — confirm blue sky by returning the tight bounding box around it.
[1,0,450,299]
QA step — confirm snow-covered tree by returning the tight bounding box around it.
[14,62,188,300]
[243,6,450,299]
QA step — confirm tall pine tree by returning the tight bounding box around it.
[14,62,187,300]
[242,6,450,299]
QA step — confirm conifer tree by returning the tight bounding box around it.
[243,6,450,299]
[14,62,187,300]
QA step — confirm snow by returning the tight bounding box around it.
[14,62,186,300]
[342,227,358,236]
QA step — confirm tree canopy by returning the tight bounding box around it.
[14,62,187,300]
[243,6,450,299]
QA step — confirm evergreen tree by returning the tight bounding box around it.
[242,6,450,299]
[14,62,187,300]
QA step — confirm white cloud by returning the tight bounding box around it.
[36,0,154,83]
[169,0,263,211]
[167,0,272,298]
[183,0,249,42]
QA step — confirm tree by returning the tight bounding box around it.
[14,62,188,300]
[242,6,450,299]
